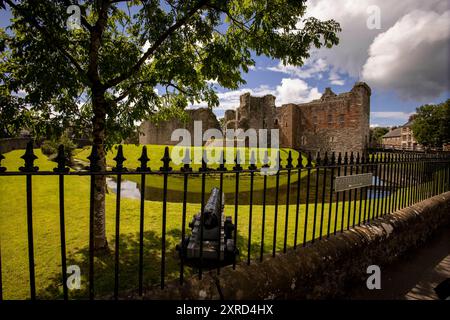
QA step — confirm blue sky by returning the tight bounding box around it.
[1,0,449,128]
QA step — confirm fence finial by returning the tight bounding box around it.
[160,146,172,172]
[262,150,270,168]
[307,152,313,168]
[217,149,227,171]
[323,151,329,166]
[181,148,192,172]
[343,152,349,165]
[200,150,208,172]
[249,150,257,170]
[286,150,293,169]
[233,150,242,171]
[331,152,336,165]
[0,150,6,172]
[53,145,69,173]
[316,152,321,166]
[87,144,101,172]
[112,145,127,172]
[355,152,360,164]
[19,140,38,172]
[296,151,303,168]
[349,151,354,164]
[137,146,151,172]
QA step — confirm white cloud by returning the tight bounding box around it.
[362,10,450,100]
[303,0,449,99]
[275,78,321,104]
[267,58,328,79]
[329,71,345,86]
[370,124,380,128]
[192,79,321,110]
[371,111,412,121]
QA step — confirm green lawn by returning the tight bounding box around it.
[0,146,436,299]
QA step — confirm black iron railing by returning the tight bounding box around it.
[0,141,449,300]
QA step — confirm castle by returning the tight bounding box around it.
[139,82,371,155]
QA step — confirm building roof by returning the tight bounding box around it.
[383,127,402,138]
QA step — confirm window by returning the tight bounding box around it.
[339,114,345,126]
[327,114,333,125]
[313,116,318,125]
[301,136,307,145]
[329,136,336,143]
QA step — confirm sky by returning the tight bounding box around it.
[204,0,450,127]
[1,0,449,128]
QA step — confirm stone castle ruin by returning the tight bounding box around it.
[139,82,371,155]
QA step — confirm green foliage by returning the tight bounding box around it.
[40,133,76,162]
[411,99,450,149]
[0,0,341,147]
[370,127,389,145]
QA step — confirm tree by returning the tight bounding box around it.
[411,100,450,150]
[369,126,389,147]
[0,0,340,250]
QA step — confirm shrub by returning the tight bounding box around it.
[41,133,76,163]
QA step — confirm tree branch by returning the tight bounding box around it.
[104,0,208,89]
[4,0,89,85]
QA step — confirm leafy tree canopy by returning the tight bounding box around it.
[0,0,341,148]
[411,99,450,149]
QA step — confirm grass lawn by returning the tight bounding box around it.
[74,145,308,194]
[0,146,425,299]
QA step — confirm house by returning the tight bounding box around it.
[381,118,423,151]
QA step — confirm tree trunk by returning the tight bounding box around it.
[92,88,108,250]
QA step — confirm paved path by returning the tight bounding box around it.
[348,227,450,300]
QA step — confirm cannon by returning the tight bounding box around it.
[177,187,237,263]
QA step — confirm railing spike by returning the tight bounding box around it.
[160,146,172,172]
[19,140,39,172]
[296,151,304,168]
[233,150,242,171]
[337,152,342,165]
[53,144,69,173]
[181,148,192,172]
[316,152,321,166]
[217,149,227,171]
[112,145,127,172]
[307,152,313,168]
[199,150,208,172]
[248,150,257,170]
[331,152,336,165]
[343,152,348,165]
[137,146,151,172]
[285,150,293,169]
[87,144,101,172]
[323,151,329,166]
[0,150,6,172]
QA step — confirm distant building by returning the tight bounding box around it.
[382,118,423,151]
[382,127,402,149]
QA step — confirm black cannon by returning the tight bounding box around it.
[177,187,237,263]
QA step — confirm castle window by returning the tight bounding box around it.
[339,114,345,126]
[301,136,307,145]
[328,114,333,125]
[329,136,336,143]
[313,115,318,125]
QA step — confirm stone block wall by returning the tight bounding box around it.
[131,191,450,300]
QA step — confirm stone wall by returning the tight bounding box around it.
[139,108,221,146]
[132,191,450,300]
[278,82,371,155]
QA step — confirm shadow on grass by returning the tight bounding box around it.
[37,228,269,299]
[38,230,187,299]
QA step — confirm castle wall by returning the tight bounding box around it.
[278,83,371,155]
[139,108,221,146]
[139,83,371,154]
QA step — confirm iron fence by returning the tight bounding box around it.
[0,141,449,300]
